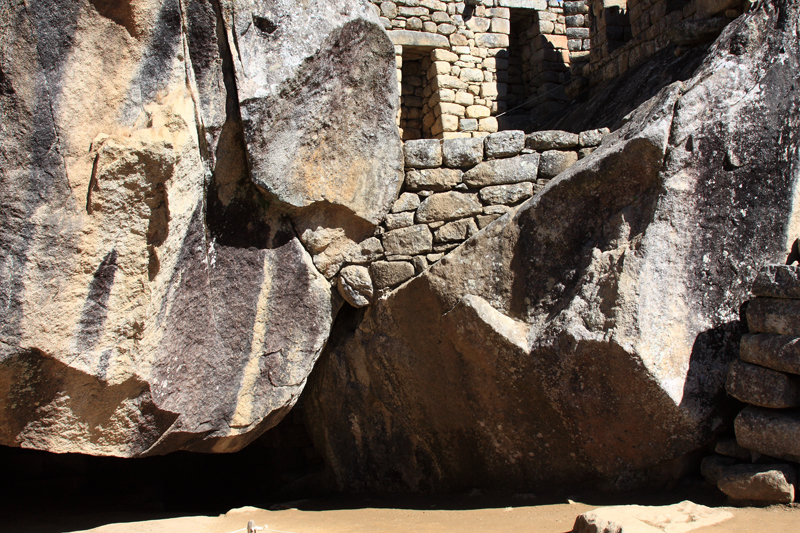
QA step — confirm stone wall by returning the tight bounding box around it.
[333,127,610,306]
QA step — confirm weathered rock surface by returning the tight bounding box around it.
[726,360,800,408]
[462,154,540,187]
[752,264,800,298]
[571,501,733,533]
[0,0,400,456]
[305,2,800,492]
[228,0,402,226]
[740,333,800,375]
[746,298,800,336]
[484,130,525,159]
[735,406,800,462]
[717,464,796,504]
[337,265,373,308]
[701,454,738,485]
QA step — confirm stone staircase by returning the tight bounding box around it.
[702,264,800,505]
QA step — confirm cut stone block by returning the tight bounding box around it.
[717,464,796,504]
[740,333,800,375]
[463,154,540,187]
[726,359,800,408]
[752,264,800,298]
[390,192,421,213]
[442,137,485,168]
[416,192,483,223]
[370,261,415,290]
[479,182,534,205]
[526,130,579,150]
[384,212,415,231]
[715,437,752,460]
[405,168,463,192]
[578,127,610,148]
[485,130,525,159]
[404,139,443,168]
[382,224,433,256]
[746,297,800,336]
[346,237,384,264]
[539,150,579,179]
[388,30,450,48]
[434,218,478,242]
[735,406,800,462]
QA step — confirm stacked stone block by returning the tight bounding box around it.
[326,128,609,307]
[573,0,745,91]
[701,264,800,505]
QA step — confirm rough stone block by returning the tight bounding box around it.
[370,261,416,289]
[476,213,502,229]
[726,359,800,408]
[382,210,412,230]
[579,127,611,147]
[346,237,384,264]
[466,105,491,118]
[499,0,547,9]
[455,91,475,106]
[715,438,753,460]
[466,17,491,33]
[460,68,485,83]
[440,102,466,117]
[337,265,373,308]
[460,118,478,131]
[432,48,459,62]
[717,464,796,504]
[747,297,800,336]
[382,224,434,256]
[443,137,485,168]
[478,117,499,133]
[437,23,457,35]
[406,168,463,191]
[434,217,479,242]
[567,27,591,39]
[735,406,800,462]
[539,150,579,179]
[464,154,540,187]
[740,333,800,376]
[404,139,443,168]
[475,33,510,48]
[752,264,800,298]
[391,192,421,213]
[701,454,738,485]
[485,130,525,159]
[388,30,450,49]
[479,182,533,205]
[491,18,511,34]
[537,33,568,50]
[526,130,580,150]
[416,191,483,223]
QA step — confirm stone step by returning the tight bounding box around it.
[740,333,800,375]
[752,264,800,299]
[735,406,800,463]
[746,297,800,336]
[726,359,800,409]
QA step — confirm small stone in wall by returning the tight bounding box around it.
[412,255,427,274]
[382,224,433,256]
[476,213,502,229]
[434,218,478,242]
[337,265,373,308]
[346,237,384,264]
[717,464,796,504]
[715,438,752,461]
[526,130,579,150]
[406,168,463,192]
[579,127,610,148]
[752,264,800,299]
[539,150,579,179]
[370,261,415,290]
[479,182,533,205]
[416,191,483,223]
[391,192,421,213]
[384,212,415,230]
[701,454,738,485]
[485,130,525,159]
[404,139,442,168]
[483,204,511,215]
[442,137,485,168]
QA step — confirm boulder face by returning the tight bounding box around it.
[304,1,800,492]
[0,0,399,456]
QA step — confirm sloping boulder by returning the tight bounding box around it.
[304,0,800,491]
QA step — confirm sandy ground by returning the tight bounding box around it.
[66,496,799,533]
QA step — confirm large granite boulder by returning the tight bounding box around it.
[304,1,800,492]
[0,0,398,456]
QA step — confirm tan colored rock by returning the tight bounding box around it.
[466,105,491,118]
[434,218,479,242]
[717,464,796,504]
[571,502,733,533]
[747,298,800,336]
[382,225,433,256]
[416,192,483,223]
[338,266,374,308]
[405,169,463,192]
[370,261,415,290]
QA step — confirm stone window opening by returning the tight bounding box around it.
[398,46,437,141]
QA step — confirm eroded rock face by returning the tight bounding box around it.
[304,1,800,492]
[0,0,398,456]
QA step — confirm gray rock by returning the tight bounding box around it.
[752,264,800,298]
[370,261,415,290]
[337,265,373,308]
[434,218,479,242]
[572,502,733,533]
[747,298,800,336]
[726,360,800,408]
[231,0,403,225]
[484,205,512,215]
[578,128,610,148]
[388,29,450,48]
[442,137,485,168]
[463,154,540,187]
[427,253,444,263]
[701,454,738,485]
[740,333,800,375]
[578,147,595,159]
[667,17,729,46]
[717,464,796,504]
[404,139,443,168]
[479,182,534,205]
[416,192,483,223]
[526,130,579,150]
[539,150,579,179]
[382,225,433,256]
[476,213,503,229]
[485,130,525,159]
[405,168,463,192]
[346,237,384,264]
[390,192,421,213]
[735,406,800,463]
[384,212,415,230]
[715,438,753,460]
[412,255,428,274]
